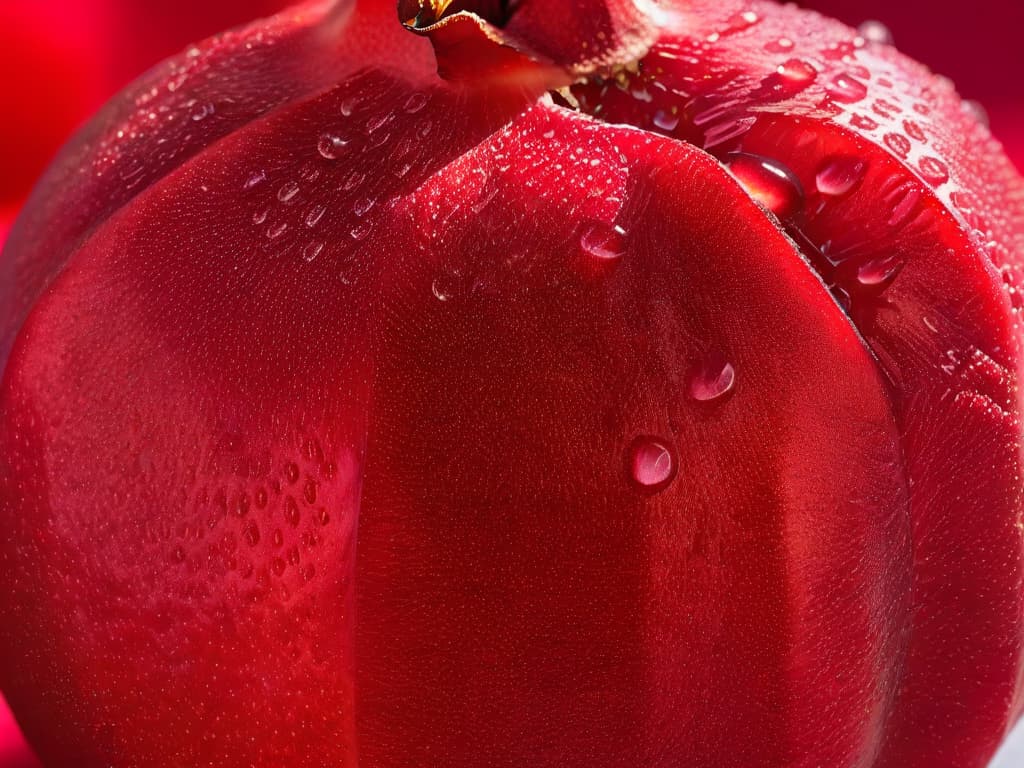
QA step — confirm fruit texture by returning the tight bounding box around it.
[0,1,1022,767]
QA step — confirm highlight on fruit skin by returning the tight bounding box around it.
[0,1,1022,767]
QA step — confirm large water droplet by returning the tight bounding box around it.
[815,155,867,196]
[318,133,348,160]
[857,20,893,45]
[725,153,804,219]
[628,437,677,493]
[776,58,817,86]
[857,256,903,286]
[688,356,737,401]
[653,110,680,132]
[826,73,868,104]
[579,221,627,262]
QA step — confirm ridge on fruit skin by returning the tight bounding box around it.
[0,1,1022,767]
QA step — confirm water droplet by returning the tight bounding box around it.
[902,120,926,143]
[962,99,990,128]
[579,222,627,262]
[722,10,759,35]
[243,520,261,547]
[267,221,289,240]
[278,181,300,203]
[353,198,376,217]
[340,96,358,116]
[244,170,267,190]
[653,110,679,132]
[776,58,817,86]
[919,156,949,186]
[764,38,795,53]
[366,113,393,134]
[432,273,458,302]
[284,497,300,527]
[815,155,867,196]
[303,241,325,262]
[857,256,903,286]
[857,20,893,45]
[342,170,365,191]
[628,437,677,493]
[827,73,868,103]
[318,133,348,160]
[725,152,804,218]
[850,114,879,131]
[884,132,911,158]
[404,92,429,113]
[688,355,736,402]
[305,204,327,228]
[190,101,215,121]
[351,221,373,241]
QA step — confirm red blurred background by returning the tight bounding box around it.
[0,1,1021,766]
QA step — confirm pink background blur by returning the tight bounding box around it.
[0,1,1022,766]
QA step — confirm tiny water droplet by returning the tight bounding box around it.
[340,96,358,116]
[305,204,327,228]
[815,155,866,196]
[919,156,949,185]
[857,20,893,45]
[244,170,267,190]
[902,120,926,143]
[764,37,795,53]
[883,132,911,158]
[350,221,373,241]
[725,152,804,219]
[243,521,260,547]
[579,222,627,262]
[366,113,393,134]
[278,181,300,203]
[353,198,376,217]
[318,133,348,160]
[628,437,677,493]
[404,92,428,113]
[827,73,868,104]
[190,101,215,121]
[432,273,458,302]
[722,10,759,35]
[267,221,289,240]
[284,497,301,527]
[303,241,325,262]
[688,356,736,402]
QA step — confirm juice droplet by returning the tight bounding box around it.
[725,153,804,219]
[827,73,868,104]
[628,437,677,493]
[579,222,627,262]
[689,356,737,402]
[318,133,348,160]
[815,155,867,196]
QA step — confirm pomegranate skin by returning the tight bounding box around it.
[0,2,1021,767]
